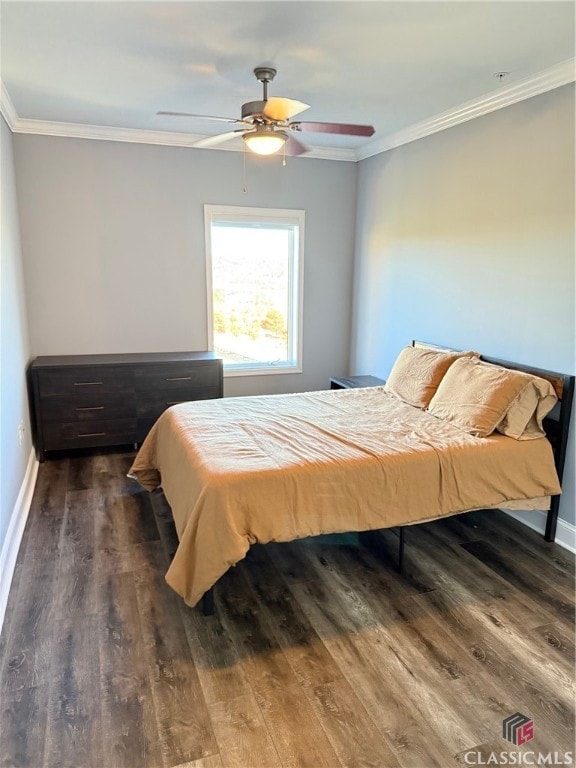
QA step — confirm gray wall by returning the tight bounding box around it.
[14,136,358,396]
[351,84,575,524]
[1,116,32,550]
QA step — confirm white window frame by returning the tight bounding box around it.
[204,204,305,377]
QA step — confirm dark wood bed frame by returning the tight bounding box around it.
[201,342,574,616]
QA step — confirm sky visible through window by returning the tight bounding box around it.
[211,225,291,366]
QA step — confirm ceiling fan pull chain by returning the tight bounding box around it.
[242,142,248,193]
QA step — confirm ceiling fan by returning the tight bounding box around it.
[158,66,375,156]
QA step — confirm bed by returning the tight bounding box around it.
[129,342,574,613]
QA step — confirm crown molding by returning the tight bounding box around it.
[2,57,573,163]
[6,117,208,147]
[0,82,18,130]
[1,107,357,162]
[356,57,575,161]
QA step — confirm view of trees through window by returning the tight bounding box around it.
[210,224,292,367]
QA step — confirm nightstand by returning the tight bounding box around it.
[330,375,386,390]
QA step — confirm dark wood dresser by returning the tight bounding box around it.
[29,351,223,461]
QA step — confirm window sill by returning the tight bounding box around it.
[223,365,302,378]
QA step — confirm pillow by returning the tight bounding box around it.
[384,346,478,409]
[496,371,558,440]
[427,356,553,438]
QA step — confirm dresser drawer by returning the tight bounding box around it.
[39,393,136,424]
[136,387,221,439]
[135,362,220,391]
[43,419,137,451]
[136,385,221,419]
[38,366,134,396]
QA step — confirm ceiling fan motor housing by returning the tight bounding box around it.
[241,100,268,120]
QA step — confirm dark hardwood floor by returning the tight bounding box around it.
[1,451,574,768]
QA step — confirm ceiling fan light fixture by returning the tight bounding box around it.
[243,127,287,156]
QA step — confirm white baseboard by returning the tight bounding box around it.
[502,508,576,555]
[0,448,39,633]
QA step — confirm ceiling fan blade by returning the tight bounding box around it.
[263,97,310,122]
[194,130,244,148]
[285,135,308,156]
[290,121,375,137]
[158,111,243,124]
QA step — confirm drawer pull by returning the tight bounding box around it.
[165,376,192,381]
[75,406,105,411]
[77,432,106,438]
[74,381,103,386]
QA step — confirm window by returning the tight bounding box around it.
[205,205,304,376]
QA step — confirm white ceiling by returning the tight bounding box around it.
[1,1,574,160]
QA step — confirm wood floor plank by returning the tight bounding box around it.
[412,588,575,752]
[289,579,495,756]
[330,546,476,682]
[98,571,164,768]
[177,591,254,707]
[216,566,317,692]
[133,558,218,766]
[215,567,343,768]
[335,534,571,742]
[278,537,477,690]
[0,546,61,694]
[91,450,137,493]
[251,677,344,768]
[94,481,161,578]
[173,755,223,768]
[401,523,562,630]
[55,489,100,619]
[306,677,401,768]
[43,614,103,768]
[240,560,344,690]
[288,578,388,678]
[331,550,563,757]
[0,560,24,658]
[150,490,180,562]
[347,671,456,768]
[531,622,575,665]
[68,455,94,491]
[460,539,575,625]
[266,537,328,584]
[16,458,69,568]
[445,509,575,579]
[120,487,161,546]
[1,469,64,656]
[0,684,49,768]
[344,630,488,758]
[358,529,437,594]
[208,693,282,768]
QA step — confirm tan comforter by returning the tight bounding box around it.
[128,387,561,607]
